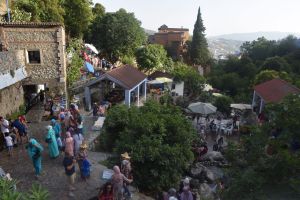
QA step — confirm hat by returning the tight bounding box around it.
[121,152,131,159]
[80,143,88,149]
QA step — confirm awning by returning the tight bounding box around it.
[0,67,27,90]
[230,104,252,110]
[156,77,173,83]
[148,79,163,84]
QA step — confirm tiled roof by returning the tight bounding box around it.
[0,22,63,28]
[105,65,147,90]
[254,78,300,103]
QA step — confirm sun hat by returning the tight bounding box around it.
[121,152,131,159]
[80,143,88,149]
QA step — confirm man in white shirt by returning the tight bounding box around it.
[0,116,10,134]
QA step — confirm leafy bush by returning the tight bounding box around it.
[99,101,196,192]
[0,178,49,200]
[213,96,233,116]
[24,184,50,200]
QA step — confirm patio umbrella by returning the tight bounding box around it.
[84,43,99,54]
[188,102,217,115]
[156,77,173,83]
[84,61,95,73]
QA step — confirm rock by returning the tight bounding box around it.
[206,166,224,180]
[199,183,216,200]
[190,163,206,181]
[202,151,224,162]
[205,169,215,183]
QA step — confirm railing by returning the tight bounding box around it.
[25,93,41,113]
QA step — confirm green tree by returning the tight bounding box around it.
[190,7,210,66]
[14,0,64,23]
[223,95,300,199]
[90,8,146,61]
[261,56,291,72]
[135,44,173,73]
[66,38,84,86]
[172,62,205,98]
[240,37,277,62]
[92,3,105,18]
[213,95,233,116]
[62,0,93,38]
[253,70,291,85]
[100,101,196,192]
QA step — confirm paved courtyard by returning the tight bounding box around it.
[0,107,153,200]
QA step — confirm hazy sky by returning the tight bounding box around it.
[94,0,300,36]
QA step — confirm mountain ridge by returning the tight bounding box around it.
[209,31,300,41]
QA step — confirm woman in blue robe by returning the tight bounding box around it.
[51,119,61,138]
[45,125,59,158]
[27,138,43,177]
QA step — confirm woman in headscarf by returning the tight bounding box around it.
[64,131,74,156]
[51,119,62,138]
[111,165,132,200]
[26,138,43,178]
[180,186,193,200]
[45,125,59,158]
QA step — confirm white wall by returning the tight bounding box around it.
[174,82,184,96]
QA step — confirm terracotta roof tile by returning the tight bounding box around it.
[106,65,147,90]
[254,78,300,103]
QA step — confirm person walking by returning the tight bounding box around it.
[121,152,132,198]
[26,138,43,179]
[63,151,77,197]
[4,133,13,156]
[73,131,84,155]
[45,126,59,158]
[111,165,132,200]
[64,132,74,156]
[77,143,90,180]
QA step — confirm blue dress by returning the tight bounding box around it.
[46,129,59,158]
[27,139,43,175]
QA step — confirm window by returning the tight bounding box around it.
[27,50,41,64]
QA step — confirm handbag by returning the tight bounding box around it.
[45,138,52,143]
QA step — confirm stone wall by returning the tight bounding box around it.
[0,82,24,117]
[0,50,25,74]
[0,25,66,91]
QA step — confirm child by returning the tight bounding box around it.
[5,133,13,156]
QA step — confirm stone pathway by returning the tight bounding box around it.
[0,107,153,200]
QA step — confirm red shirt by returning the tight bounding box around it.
[99,193,113,200]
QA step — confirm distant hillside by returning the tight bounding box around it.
[208,38,243,59]
[210,31,300,42]
[144,28,156,36]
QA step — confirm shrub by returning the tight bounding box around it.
[99,101,196,192]
[213,96,233,116]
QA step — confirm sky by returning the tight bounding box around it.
[93,0,300,36]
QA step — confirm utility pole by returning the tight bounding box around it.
[6,0,11,22]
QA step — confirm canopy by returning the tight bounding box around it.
[84,43,99,54]
[230,104,252,110]
[156,77,173,83]
[148,79,163,84]
[85,61,95,73]
[188,102,217,115]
